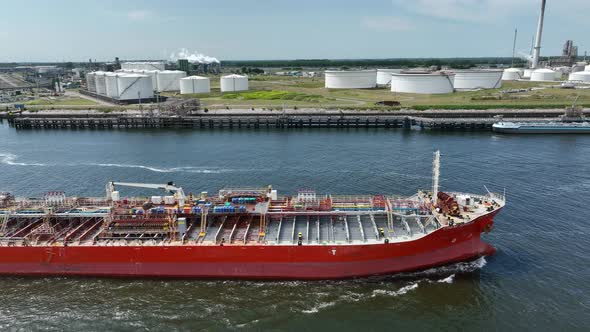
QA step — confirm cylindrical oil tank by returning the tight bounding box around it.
[121,62,165,71]
[180,76,211,94]
[141,70,159,91]
[502,68,524,81]
[94,71,107,96]
[220,74,249,92]
[376,69,402,87]
[156,70,186,92]
[391,72,455,94]
[104,73,120,98]
[117,74,154,101]
[85,72,96,92]
[530,68,556,82]
[586,65,590,71]
[569,71,590,83]
[453,70,503,90]
[324,70,377,89]
[523,69,534,79]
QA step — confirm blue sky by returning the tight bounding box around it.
[1,0,588,62]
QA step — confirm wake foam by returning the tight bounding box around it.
[0,153,47,166]
[92,163,232,174]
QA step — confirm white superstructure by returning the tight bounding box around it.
[452,70,503,90]
[220,74,249,92]
[530,68,556,81]
[376,69,402,87]
[156,70,186,92]
[180,76,211,94]
[390,72,455,94]
[117,74,154,101]
[502,68,524,81]
[324,70,377,89]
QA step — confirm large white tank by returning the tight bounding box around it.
[390,72,455,94]
[156,70,186,92]
[117,74,154,101]
[180,76,211,94]
[325,70,377,89]
[94,71,107,96]
[376,69,403,86]
[502,68,524,81]
[85,72,96,92]
[104,73,119,98]
[569,71,590,83]
[220,74,249,92]
[453,70,503,90]
[121,62,166,71]
[523,69,534,79]
[140,70,159,91]
[585,65,590,72]
[530,68,556,81]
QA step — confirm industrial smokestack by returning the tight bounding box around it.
[531,0,547,69]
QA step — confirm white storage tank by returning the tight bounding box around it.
[156,70,186,92]
[569,71,590,83]
[220,74,249,92]
[140,70,159,91]
[530,68,556,82]
[390,72,455,94]
[94,71,107,96]
[325,70,377,89]
[523,69,534,79]
[85,72,96,92]
[117,74,154,101]
[586,65,590,72]
[453,70,503,90]
[104,73,119,98]
[376,69,403,87]
[121,62,165,71]
[502,68,524,81]
[180,76,211,94]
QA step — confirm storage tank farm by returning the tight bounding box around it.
[104,72,119,98]
[220,74,249,92]
[390,72,455,94]
[324,70,377,89]
[180,76,211,94]
[502,68,524,81]
[452,70,503,90]
[376,69,402,87]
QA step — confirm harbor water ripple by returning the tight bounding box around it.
[0,124,589,331]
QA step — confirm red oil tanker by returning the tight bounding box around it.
[0,151,504,279]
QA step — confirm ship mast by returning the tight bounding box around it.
[432,150,440,204]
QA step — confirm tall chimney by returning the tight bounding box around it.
[531,0,547,69]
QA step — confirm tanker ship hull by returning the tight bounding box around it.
[0,211,497,280]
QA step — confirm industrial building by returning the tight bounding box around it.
[376,69,402,87]
[324,70,377,89]
[220,74,249,92]
[180,76,211,94]
[390,72,455,94]
[452,70,503,90]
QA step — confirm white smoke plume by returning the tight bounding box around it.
[170,48,220,64]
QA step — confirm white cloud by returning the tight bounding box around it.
[127,10,151,21]
[361,16,414,31]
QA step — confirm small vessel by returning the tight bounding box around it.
[0,151,504,279]
[493,97,590,134]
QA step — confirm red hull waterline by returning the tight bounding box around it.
[0,211,499,280]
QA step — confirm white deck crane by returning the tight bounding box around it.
[106,181,186,207]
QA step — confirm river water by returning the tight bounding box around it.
[0,123,588,331]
